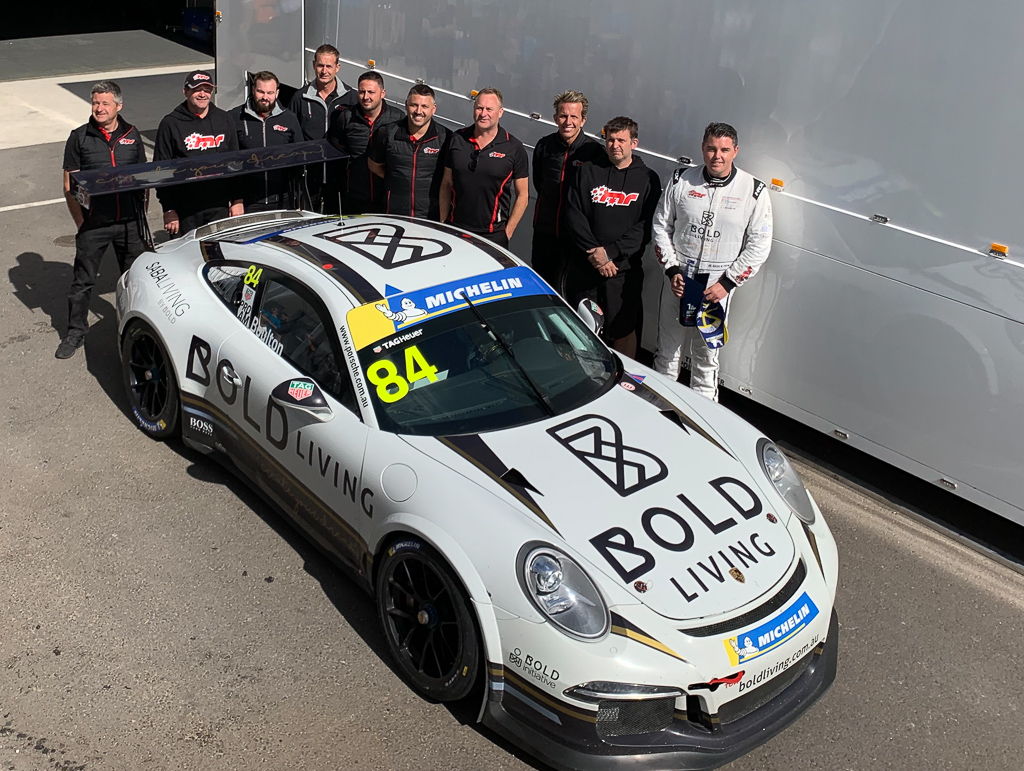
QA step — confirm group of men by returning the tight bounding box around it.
[58,44,774,404]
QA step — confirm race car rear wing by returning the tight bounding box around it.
[69,140,347,209]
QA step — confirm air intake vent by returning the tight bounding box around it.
[596,697,675,738]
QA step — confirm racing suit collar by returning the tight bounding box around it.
[702,165,738,187]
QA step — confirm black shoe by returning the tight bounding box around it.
[55,333,85,359]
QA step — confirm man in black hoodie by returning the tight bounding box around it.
[57,80,146,359]
[231,70,302,211]
[154,70,242,236]
[565,116,661,358]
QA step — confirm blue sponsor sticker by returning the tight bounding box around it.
[723,591,819,666]
[347,265,552,349]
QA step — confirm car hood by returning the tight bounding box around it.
[404,374,796,622]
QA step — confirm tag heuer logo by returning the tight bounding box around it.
[729,568,745,583]
[547,415,668,497]
[288,380,315,401]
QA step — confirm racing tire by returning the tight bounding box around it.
[121,322,180,440]
[376,538,481,702]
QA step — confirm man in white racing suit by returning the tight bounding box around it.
[652,122,773,401]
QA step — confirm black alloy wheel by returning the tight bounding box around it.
[120,322,180,440]
[376,539,480,702]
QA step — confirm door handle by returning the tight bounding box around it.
[221,365,242,387]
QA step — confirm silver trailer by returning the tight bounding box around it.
[217,0,1024,526]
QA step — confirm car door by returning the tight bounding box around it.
[210,266,374,572]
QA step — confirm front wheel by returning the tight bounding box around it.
[376,539,481,702]
[121,322,180,440]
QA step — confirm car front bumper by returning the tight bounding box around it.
[482,609,839,771]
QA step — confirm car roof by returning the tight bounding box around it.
[207,213,523,307]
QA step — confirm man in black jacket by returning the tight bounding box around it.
[531,90,602,293]
[565,116,662,358]
[57,80,146,359]
[290,44,358,213]
[367,84,449,219]
[154,70,242,235]
[231,70,302,211]
[327,71,403,213]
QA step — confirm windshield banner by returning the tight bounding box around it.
[346,266,552,350]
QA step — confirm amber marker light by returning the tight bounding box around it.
[989,243,1009,257]
[367,59,376,68]
[770,178,784,190]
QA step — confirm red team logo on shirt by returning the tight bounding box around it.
[118,137,136,145]
[687,190,706,198]
[488,151,506,158]
[272,124,288,132]
[183,132,226,150]
[590,185,639,206]
[423,147,440,155]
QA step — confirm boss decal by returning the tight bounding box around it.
[588,476,777,603]
[547,415,667,497]
[185,335,374,516]
[315,223,451,268]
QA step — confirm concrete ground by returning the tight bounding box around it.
[1,31,1022,771]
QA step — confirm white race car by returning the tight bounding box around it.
[116,211,839,770]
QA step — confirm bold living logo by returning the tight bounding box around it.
[700,210,715,226]
[316,223,451,268]
[183,132,227,151]
[590,185,639,207]
[547,414,668,497]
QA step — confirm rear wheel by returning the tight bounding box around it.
[376,538,480,702]
[121,322,180,440]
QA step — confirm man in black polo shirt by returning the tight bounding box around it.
[531,89,602,293]
[154,70,243,236]
[327,70,403,213]
[231,70,302,211]
[57,80,146,359]
[368,84,450,219]
[440,88,530,247]
[289,44,357,213]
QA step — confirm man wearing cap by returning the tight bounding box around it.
[231,70,302,211]
[56,80,146,359]
[327,70,403,213]
[652,122,773,401]
[154,69,243,235]
[439,88,530,247]
[367,84,450,220]
[531,89,602,293]
[289,44,358,213]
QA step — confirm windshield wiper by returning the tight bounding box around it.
[460,293,555,417]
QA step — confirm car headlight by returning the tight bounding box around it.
[520,546,609,640]
[757,438,815,524]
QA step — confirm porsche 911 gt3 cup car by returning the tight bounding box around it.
[115,210,839,770]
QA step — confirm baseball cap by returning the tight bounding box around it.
[183,70,216,90]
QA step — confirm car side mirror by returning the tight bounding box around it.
[271,378,334,422]
[576,298,605,336]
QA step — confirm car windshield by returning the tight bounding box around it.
[345,269,618,435]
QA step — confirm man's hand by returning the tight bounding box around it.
[587,247,617,278]
[163,210,180,235]
[669,273,685,297]
[704,281,728,302]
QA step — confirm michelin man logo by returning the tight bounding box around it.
[728,636,760,659]
[375,297,427,324]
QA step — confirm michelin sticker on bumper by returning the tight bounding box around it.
[724,591,819,666]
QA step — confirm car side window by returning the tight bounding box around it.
[255,277,358,413]
[204,264,250,315]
